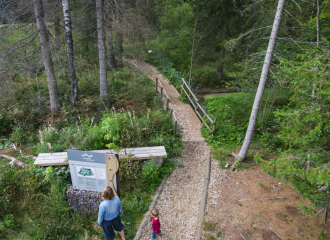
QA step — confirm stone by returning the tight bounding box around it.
[66,186,102,214]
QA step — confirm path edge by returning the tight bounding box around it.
[133,176,168,240]
[194,153,211,240]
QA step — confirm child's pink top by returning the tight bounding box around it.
[150,217,160,235]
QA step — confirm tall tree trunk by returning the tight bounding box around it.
[54,14,61,46]
[96,0,110,108]
[105,3,116,71]
[62,0,78,105]
[118,30,123,67]
[116,0,124,68]
[236,0,286,162]
[316,0,320,46]
[33,0,61,111]
[217,63,224,85]
[106,21,116,70]
[189,13,198,86]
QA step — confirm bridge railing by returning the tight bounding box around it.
[155,78,179,135]
[180,78,217,134]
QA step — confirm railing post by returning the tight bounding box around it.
[204,107,207,120]
[156,78,158,93]
[160,87,163,99]
[173,120,177,135]
[212,118,217,135]
[165,98,170,113]
[169,109,173,120]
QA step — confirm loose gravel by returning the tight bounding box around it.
[139,141,210,240]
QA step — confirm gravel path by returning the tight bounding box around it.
[125,59,209,239]
[140,141,209,240]
[125,58,204,142]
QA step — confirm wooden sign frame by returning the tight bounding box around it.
[106,153,120,197]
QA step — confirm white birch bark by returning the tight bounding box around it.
[62,0,78,105]
[96,0,110,108]
[317,0,320,46]
[33,0,61,112]
[236,0,286,162]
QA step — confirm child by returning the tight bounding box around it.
[150,208,163,240]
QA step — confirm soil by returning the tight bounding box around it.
[203,158,330,240]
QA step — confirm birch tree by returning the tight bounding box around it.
[235,0,286,162]
[33,0,61,111]
[96,0,110,108]
[62,0,78,105]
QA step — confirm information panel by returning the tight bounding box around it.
[67,150,117,192]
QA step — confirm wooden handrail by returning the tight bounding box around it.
[181,78,217,134]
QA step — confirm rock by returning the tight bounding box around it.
[66,186,102,214]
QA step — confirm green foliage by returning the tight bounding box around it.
[119,155,140,187]
[0,214,16,237]
[0,138,11,150]
[142,160,162,191]
[217,231,224,237]
[203,90,289,149]
[0,114,11,136]
[297,205,315,217]
[275,45,330,151]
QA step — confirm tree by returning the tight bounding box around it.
[33,0,61,111]
[62,0,78,105]
[105,2,116,70]
[96,0,110,108]
[235,0,286,162]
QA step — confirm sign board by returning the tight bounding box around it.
[67,150,117,192]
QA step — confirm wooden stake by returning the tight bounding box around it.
[263,220,283,240]
[156,78,158,93]
[165,98,170,113]
[173,120,177,135]
[224,212,235,222]
[212,118,217,135]
[324,209,327,225]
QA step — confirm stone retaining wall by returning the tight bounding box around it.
[66,186,102,214]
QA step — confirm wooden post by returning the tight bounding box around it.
[156,78,158,93]
[204,107,207,120]
[160,87,163,98]
[165,98,170,113]
[105,154,119,196]
[212,118,217,135]
[173,120,177,135]
[169,109,173,120]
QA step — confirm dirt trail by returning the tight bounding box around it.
[125,59,209,239]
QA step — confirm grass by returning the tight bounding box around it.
[203,221,217,231]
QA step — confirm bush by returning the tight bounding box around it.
[0,114,11,136]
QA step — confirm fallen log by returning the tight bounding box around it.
[237,197,292,202]
[0,154,28,169]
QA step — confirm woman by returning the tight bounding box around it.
[97,186,126,240]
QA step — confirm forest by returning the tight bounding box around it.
[0,0,329,239]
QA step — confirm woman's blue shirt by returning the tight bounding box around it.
[96,196,123,226]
